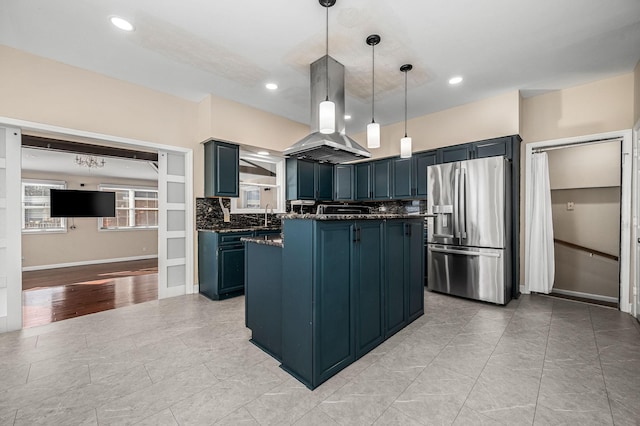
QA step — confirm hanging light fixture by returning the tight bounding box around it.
[75,155,106,169]
[366,34,381,148]
[318,0,336,134]
[400,64,413,158]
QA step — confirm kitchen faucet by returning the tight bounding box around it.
[264,203,272,227]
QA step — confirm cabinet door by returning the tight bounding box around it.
[438,144,472,163]
[315,222,356,384]
[354,221,385,358]
[407,221,425,321]
[385,221,407,336]
[372,160,391,200]
[219,246,245,293]
[392,157,413,199]
[334,164,354,201]
[355,163,372,200]
[413,151,437,198]
[316,162,334,201]
[287,159,316,200]
[473,137,512,159]
[197,232,218,299]
[204,140,239,197]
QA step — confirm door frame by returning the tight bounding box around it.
[0,117,195,331]
[633,119,640,320]
[524,129,632,313]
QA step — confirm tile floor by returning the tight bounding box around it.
[0,291,639,425]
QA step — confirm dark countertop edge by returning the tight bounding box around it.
[241,236,284,248]
[278,213,432,220]
[197,227,282,233]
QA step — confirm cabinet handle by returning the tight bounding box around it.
[370,191,373,199]
[405,223,412,236]
[353,227,361,243]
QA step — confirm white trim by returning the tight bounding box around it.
[0,158,5,168]
[166,175,186,183]
[22,254,158,271]
[167,203,186,211]
[0,238,6,248]
[551,288,618,304]
[0,199,5,209]
[166,257,187,267]
[524,129,632,314]
[633,119,640,319]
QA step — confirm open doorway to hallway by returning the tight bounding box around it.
[20,136,160,327]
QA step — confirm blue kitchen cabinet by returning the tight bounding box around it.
[385,219,424,337]
[472,136,513,159]
[316,162,334,200]
[245,241,282,360]
[199,229,279,300]
[355,163,372,200]
[413,150,437,198]
[353,221,385,357]
[334,164,354,201]
[372,159,392,200]
[392,157,413,199]
[204,140,239,197]
[438,144,473,163]
[286,158,333,201]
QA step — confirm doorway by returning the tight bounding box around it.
[524,130,633,313]
[0,119,194,333]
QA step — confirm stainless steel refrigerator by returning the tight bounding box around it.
[426,156,511,305]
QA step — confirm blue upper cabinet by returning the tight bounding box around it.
[472,136,513,159]
[204,140,239,198]
[355,163,372,201]
[391,157,412,199]
[316,162,334,201]
[413,150,437,198]
[372,159,392,200]
[438,144,473,163]
[334,164,354,201]
[286,158,334,201]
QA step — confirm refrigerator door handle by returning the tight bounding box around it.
[428,246,501,258]
[453,167,460,238]
[459,167,467,239]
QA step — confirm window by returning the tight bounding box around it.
[22,180,66,232]
[99,186,158,230]
[231,150,285,214]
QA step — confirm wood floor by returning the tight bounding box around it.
[22,259,158,328]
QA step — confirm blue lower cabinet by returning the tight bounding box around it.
[385,219,425,337]
[198,230,275,300]
[281,218,422,389]
[245,242,282,360]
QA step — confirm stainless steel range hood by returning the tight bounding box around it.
[283,56,371,163]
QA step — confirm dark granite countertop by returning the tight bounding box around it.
[278,213,433,220]
[241,235,284,247]
[197,226,281,233]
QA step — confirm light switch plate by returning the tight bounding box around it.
[567,201,575,211]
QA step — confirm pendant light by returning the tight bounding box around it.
[318,0,336,134]
[366,34,381,148]
[400,64,413,158]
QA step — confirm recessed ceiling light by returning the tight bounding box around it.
[344,115,352,120]
[448,76,463,85]
[265,83,278,90]
[110,16,135,32]
[257,151,270,156]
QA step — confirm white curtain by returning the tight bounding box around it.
[525,152,555,294]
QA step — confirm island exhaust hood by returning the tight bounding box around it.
[283,56,371,164]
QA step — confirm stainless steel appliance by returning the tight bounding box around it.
[426,156,511,304]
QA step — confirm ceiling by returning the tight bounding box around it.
[2,0,640,135]
[22,147,159,181]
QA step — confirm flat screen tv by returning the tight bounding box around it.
[50,189,116,218]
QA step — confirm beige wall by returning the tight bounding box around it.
[547,140,621,190]
[352,91,521,160]
[554,244,618,298]
[520,73,634,144]
[22,172,158,268]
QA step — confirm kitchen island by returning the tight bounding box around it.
[243,214,424,390]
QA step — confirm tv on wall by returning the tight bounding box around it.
[50,189,116,218]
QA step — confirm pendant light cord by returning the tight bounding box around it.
[371,43,375,124]
[325,4,329,102]
[404,70,408,137]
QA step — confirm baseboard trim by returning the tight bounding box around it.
[22,254,158,272]
[551,288,618,304]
